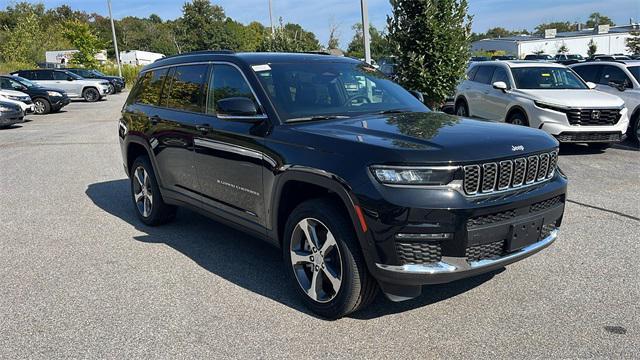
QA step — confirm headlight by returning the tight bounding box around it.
[7,95,20,101]
[47,91,62,97]
[534,101,569,112]
[370,166,458,186]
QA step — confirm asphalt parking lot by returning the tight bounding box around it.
[1,94,639,358]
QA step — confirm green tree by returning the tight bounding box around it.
[177,0,234,52]
[585,12,615,28]
[346,23,392,60]
[587,39,598,57]
[257,18,320,52]
[535,21,574,34]
[327,23,340,50]
[557,43,569,53]
[626,31,640,55]
[0,12,41,64]
[388,0,472,108]
[62,20,104,67]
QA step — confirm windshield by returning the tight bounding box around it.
[511,67,587,90]
[14,76,37,88]
[254,61,428,121]
[629,66,640,83]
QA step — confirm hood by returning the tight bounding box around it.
[291,112,558,164]
[0,89,29,97]
[28,86,67,95]
[515,89,624,108]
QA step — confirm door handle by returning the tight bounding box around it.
[196,124,211,133]
[149,115,161,125]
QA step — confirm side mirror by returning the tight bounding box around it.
[216,97,261,118]
[409,90,424,103]
[492,81,508,91]
[586,82,597,89]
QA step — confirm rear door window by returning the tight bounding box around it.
[52,71,69,80]
[36,70,54,80]
[166,64,209,113]
[128,72,152,105]
[474,66,495,84]
[599,65,632,88]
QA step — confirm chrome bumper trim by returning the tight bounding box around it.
[375,229,558,275]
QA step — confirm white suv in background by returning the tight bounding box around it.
[11,69,109,102]
[570,60,640,142]
[455,61,629,149]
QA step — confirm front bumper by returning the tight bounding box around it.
[0,109,25,126]
[533,106,629,143]
[52,95,71,109]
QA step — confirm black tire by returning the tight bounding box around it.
[130,155,176,226]
[507,110,530,127]
[588,143,611,151]
[83,87,100,102]
[630,113,640,143]
[283,198,378,319]
[33,98,51,115]
[454,100,469,117]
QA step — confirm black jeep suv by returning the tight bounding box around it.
[0,75,70,114]
[119,51,567,318]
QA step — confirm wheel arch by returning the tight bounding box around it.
[270,169,371,260]
[505,105,529,124]
[123,136,164,187]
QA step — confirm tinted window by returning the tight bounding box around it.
[53,71,69,80]
[511,67,587,89]
[36,70,54,80]
[208,64,259,115]
[128,72,152,105]
[474,66,495,84]
[143,69,169,105]
[572,65,601,82]
[0,77,11,90]
[628,66,640,84]
[491,67,510,85]
[166,65,208,113]
[599,65,631,88]
[467,66,479,81]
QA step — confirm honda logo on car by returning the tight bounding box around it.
[591,110,601,120]
[512,145,525,152]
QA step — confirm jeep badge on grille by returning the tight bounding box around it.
[512,145,525,152]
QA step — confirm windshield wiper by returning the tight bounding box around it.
[376,109,408,115]
[285,115,351,123]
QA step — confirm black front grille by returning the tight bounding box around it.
[462,150,558,195]
[556,132,622,143]
[396,242,442,265]
[566,108,621,126]
[530,196,563,213]
[466,241,505,261]
[467,210,516,228]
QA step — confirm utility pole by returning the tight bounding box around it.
[360,0,372,64]
[107,0,122,77]
[269,0,275,36]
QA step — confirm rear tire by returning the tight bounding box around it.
[83,88,100,102]
[507,110,530,127]
[33,98,51,115]
[130,155,176,226]
[283,199,378,319]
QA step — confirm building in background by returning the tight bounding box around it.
[472,23,640,58]
[44,50,108,66]
[119,50,165,66]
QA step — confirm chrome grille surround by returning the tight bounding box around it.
[462,150,559,196]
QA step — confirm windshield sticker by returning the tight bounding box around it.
[541,73,551,77]
[252,64,271,72]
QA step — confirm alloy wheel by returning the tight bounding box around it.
[85,89,98,102]
[107,84,115,94]
[34,100,46,114]
[290,218,343,303]
[511,117,525,126]
[133,166,153,217]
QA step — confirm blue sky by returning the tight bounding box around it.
[9,0,640,47]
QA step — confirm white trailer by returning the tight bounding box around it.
[119,50,165,66]
[45,50,79,65]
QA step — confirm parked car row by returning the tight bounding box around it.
[453,60,639,147]
[0,68,125,127]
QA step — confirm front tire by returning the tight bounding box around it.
[130,155,176,226]
[631,113,640,143]
[455,100,469,117]
[283,199,378,319]
[33,98,51,115]
[83,88,100,102]
[507,110,530,127]
[106,83,115,95]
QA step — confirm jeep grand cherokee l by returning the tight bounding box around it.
[455,61,629,149]
[12,69,109,102]
[119,51,567,319]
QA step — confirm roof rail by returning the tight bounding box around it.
[161,50,235,61]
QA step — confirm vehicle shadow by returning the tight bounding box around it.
[86,179,497,320]
[559,140,639,156]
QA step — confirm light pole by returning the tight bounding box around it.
[269,0,275,35]
[360,0,372,64]
[107,0,122,77]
